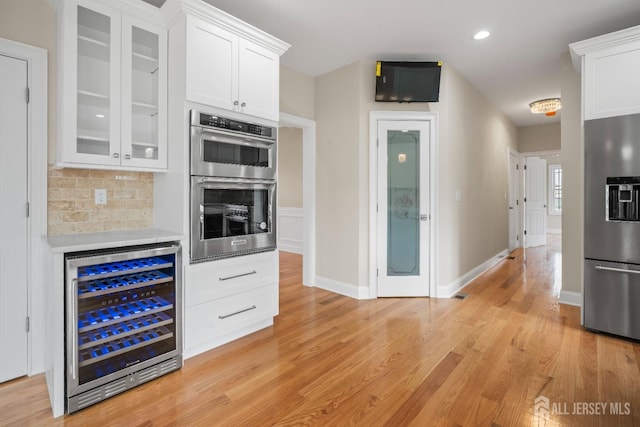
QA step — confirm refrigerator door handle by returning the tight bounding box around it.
[594,265,640,275]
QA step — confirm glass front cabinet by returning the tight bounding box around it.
[56,0,167,170]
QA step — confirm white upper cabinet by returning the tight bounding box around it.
[571,25,640,121]
[183,11,287,122]
[55,0,167,170]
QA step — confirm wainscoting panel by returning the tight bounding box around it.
[278,207,303,254]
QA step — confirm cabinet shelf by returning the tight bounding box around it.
[78,90,109,108]
[77,129,109,143]
[132,100,158,116]
[132,141,158,148]
[78,35,109,62]
[132,51,159,74]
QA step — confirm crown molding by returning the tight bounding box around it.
[161,0,290,55]
[570,24,640,72]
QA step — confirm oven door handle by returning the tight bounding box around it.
[196,176,276,186]
[594,265,640,274]
[195,128,275,147]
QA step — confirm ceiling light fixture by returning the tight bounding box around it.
[473,30,490,40]
[529,98,562,116]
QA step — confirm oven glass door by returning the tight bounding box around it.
[191,177,276,261]
[202,188,270,239]
[191,127,276,179]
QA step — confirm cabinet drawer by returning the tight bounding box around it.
[185,251,278,306]
[185,284,277,350]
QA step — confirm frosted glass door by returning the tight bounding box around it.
[387,130,420,276]
[377,120,430,297]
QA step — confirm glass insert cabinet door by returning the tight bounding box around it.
[122,16,167,168]
[377,120,430,297]
[76,4,119,162]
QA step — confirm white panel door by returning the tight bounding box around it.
[525,157,547,248]
[508,151,519,251]
[0,54,29,382]
[377,121,430,297]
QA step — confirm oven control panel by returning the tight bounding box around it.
[197,112,275,139]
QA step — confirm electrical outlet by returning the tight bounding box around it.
[95,189,107,205]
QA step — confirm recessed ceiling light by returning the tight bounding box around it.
[473,30,490,40]
[96,114,105,118]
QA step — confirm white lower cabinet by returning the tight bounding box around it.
[184,251,279,358]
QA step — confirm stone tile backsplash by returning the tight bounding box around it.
[48,167,153,235]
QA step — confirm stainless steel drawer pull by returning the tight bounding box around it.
[218,305,257,319]
[595,265,640,274]
[219,270,257,281]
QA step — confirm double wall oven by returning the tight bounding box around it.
[190,111,277,262]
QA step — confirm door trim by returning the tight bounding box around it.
[279,112,316,287]
[369,111,438,298]
[0,38,48,376]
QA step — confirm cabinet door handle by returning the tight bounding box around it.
[595,265,640,275]
[218,305,257,319]
[113,153,120,158]
[124,154,131,160]
[233,100,239,107]
[241,102,246,108]
[219,270,257,281]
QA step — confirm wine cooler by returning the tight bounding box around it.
[65,242,182,413]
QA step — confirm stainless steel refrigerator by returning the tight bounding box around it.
[584,113,640,341]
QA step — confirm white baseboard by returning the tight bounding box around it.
[559,290,581,307]
[315,276,370,299]
[437,249,510,298]
[278,239,303,254]
[278,207,303,255]
[547,228,562,234]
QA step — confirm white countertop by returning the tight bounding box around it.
[45,228,184,253]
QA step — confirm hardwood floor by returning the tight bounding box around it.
[2,237,639,426]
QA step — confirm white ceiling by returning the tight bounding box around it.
[152,0,640,127]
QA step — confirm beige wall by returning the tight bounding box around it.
[277,127,303,208]
[280,65,315,120]
[315,62,362,285]
[436,65,517,285]
[0,0,56,162]
[560,52,583,294]
[315,60,517,290]
[518,122,561,152]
